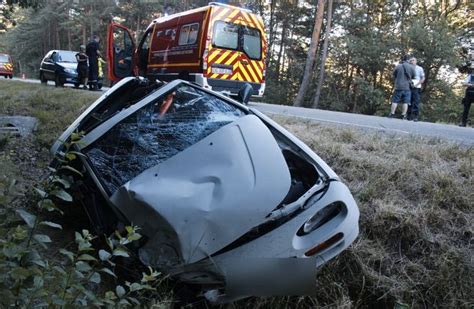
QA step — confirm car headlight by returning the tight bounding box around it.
[64,68,76,74]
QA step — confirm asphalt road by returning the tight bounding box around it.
[249,102,474,146]
[7,77,473,145]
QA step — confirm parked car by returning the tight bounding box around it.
[51,77,359,303]
[0,53,13,79]
[39,50,79,87]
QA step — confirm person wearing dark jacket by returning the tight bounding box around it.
[86,35,103,91]
[459,69,474,127]
[75,45,88,89]
[389,55,416,119]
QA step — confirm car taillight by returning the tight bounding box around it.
[203,50,208,70]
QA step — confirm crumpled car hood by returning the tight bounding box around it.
[110,115,291,263]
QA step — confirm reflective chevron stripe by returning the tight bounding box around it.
[206,6,266,84]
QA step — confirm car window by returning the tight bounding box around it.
[213,22,262,60]
[242,26,261,60]
[0,54,9,63]
[213,21,238,50]
[85,83,246,194]
[57,51,78,63]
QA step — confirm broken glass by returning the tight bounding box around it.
[85,84,246,195]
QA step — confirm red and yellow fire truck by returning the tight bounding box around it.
[107,2,266,96]
[0,53,13,79]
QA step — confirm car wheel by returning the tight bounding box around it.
[40,72,47,84]
[54,74,64,87]
[97,83,102,90]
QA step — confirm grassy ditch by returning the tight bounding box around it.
[0,80,473,307]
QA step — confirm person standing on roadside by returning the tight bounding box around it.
[407,56,425,121]
[459,68,474,127]
[389,55,415,119]
[75,45,88,89]
[86,34,103,91]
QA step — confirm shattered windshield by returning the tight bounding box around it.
[85,84,246,194]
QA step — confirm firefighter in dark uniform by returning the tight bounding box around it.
[86,35,102,91]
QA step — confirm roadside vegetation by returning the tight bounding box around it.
[0,81,472,307]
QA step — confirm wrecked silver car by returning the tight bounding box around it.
[51,77,359,303]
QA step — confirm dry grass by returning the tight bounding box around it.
[236,117,473,308]
[1,81,472,308]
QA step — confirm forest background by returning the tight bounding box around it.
[0,0,473,123]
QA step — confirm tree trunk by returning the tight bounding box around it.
[312,0,333,109]
[275,19,288,82]
[267,0,276,66]
[293,0,326,107]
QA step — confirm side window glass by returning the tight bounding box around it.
[178,25,190,45]
[178,23,199,45]
[189,23,199,44]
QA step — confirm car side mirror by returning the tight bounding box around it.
[237,83,253,105]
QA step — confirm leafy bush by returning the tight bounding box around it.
[0,132,161,307]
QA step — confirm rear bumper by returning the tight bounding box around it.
[203,77,265,97]
[152,72,265,97]
[0,70,13,76]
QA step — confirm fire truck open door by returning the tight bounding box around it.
[107,22,136,82]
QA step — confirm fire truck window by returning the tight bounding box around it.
[213,21,238,50]
[189,24,199,43]
[179,23,199,45]
[242,26,261,60]
[178,26,190,45]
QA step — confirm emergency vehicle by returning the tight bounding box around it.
[107,2,266,96]
[0,53,13,79]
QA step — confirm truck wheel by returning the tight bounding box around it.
[3,76,7,79]
[40,72,47,84]
[8,75,13,79]
[54,74,64,87]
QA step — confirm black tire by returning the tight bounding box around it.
[97,83,102,90]
[8,75,12,79]
[54,74,64,87]
[40,72,47,84]
[3,75,7,79]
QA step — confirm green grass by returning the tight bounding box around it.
[0,80,101,147]
[0,81,473,308]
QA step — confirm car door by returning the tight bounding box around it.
[107,23,136,82]
[43,52,57,80]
